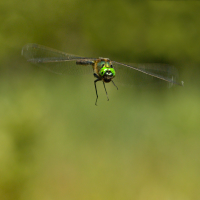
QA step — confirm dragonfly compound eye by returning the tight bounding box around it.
[100,67,116,77]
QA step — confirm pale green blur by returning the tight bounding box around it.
[0,1,200,200]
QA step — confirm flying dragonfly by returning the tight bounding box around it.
[22,44,184,105]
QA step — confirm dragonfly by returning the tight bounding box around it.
[22,43,184,105]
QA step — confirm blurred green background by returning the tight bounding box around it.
[1,1,200,200]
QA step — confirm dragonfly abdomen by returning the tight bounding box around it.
[76,59,94,65]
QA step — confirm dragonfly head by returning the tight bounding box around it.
[98,61,115,82]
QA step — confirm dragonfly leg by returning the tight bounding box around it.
[94,78,101,106]
[112,80,118,90]
[93,73,99,78]
[103,81,109,101]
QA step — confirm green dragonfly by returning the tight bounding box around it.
[22,43,184,105]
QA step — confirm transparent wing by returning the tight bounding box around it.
[112,61,184,87]
[21,43,94,75]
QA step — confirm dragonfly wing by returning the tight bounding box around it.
[112,61,184,87]
[22,43,94,75]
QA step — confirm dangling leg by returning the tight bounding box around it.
[93,73,99,79]
[112,80,118,90]
[103,81,109,101]
[94,79,100,106]
[94,73,101,106]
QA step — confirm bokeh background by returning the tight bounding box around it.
[1,1,200,200]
